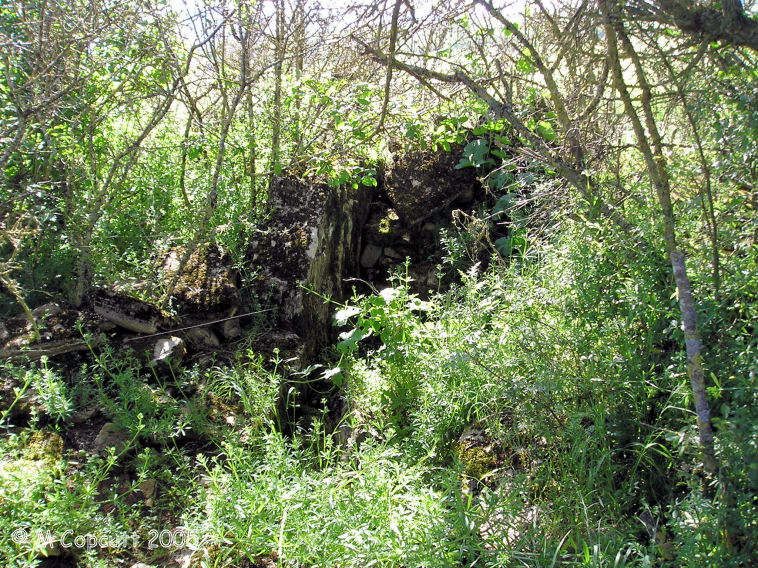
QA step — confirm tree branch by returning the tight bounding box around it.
[652,0,758,52]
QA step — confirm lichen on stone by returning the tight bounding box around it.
[163,245,240,313]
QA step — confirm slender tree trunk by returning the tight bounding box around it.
[246,90,258,209]
[375,0,402,135]
[269,0,285,192]
[601,0,717,474]
[652,42,720,299]
[292,0,305,154]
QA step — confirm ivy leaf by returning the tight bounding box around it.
[456,139,492,169]
[487,171,514,191]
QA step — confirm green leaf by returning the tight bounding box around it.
[334,306,361,326]
[494,237,512,257]
[455,139,491,169]
[516,57,533,74]
[337,328,369,352]
[492,192,515,215]
[487,171,514,190]
[536,120,556,141]
[360,176,376,187]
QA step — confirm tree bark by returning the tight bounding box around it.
[652,0,758,52]
[269,0,285,191]
[601,0,717,474]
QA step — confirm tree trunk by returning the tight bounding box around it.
[269,0,285,191]
[601,0,717,474]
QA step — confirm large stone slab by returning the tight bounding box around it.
[248,176,375,363]
[385,142,480,225]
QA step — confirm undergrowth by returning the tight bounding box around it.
[1,213,756,567]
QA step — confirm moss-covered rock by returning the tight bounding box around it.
[456,426,506,490]
[25,430,64,462]
[163,245,241,314]
[458,444,501,480]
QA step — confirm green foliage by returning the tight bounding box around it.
[456,138,495,169]
[335,270,433,356]
[1,196,755,567]
[328,211,757,566]
[203,351,281,432]
[185,434,477,568]
[84,343,200,446]
[0,366,34,433]
[1,358,74,425]
[1,3,758,567]
[0,429,133,568]
[29,357,72,423]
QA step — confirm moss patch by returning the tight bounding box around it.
[25,430,63,463]
[457,443,502,481]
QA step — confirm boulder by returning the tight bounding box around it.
[456,426,506,493]
[163,245,241,314]
[185,328,220,347]
[383,247,404,260]
[136,478,157,505]
[93,290,163,334]
[220,316,242,339]
[93,422,130,455]
[31,302,62,321]
[354,143,487,297]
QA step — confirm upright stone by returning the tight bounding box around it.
[247,176,375,364]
